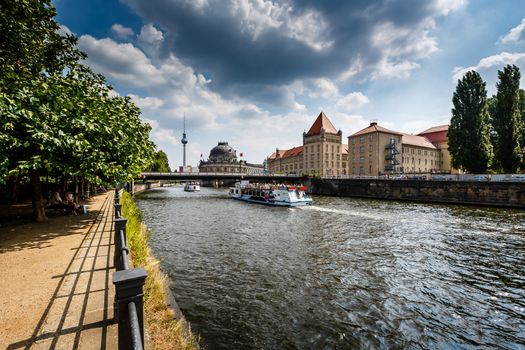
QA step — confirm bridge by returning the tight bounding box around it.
[140,172,305,182]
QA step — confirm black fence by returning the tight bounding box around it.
[112,188,147,350]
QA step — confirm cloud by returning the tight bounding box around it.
[121,0,457,103]
[499,18,525,44]
[111,24,134,38]
[432,0,467,16]
[58,24,73,36]
[452,52,525,81]
[335,92,370,112]
[78,35,165,87]
[128,94,164,110]
[138,24,164,44]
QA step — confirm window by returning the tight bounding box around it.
[359,136,365,144]
[369,144,373,152]
[317,144,320,152]
[425,159,427,165]
[359,156,364,163]
[369,134,374,141]
[411,149,414,154]
[351,139,355,145]
[359,146,364,153]
[359,166,364,174]
[418,149,421,155]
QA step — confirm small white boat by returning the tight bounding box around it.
[229,181,312,207]
[184,182,200,192]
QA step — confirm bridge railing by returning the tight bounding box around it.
[112,188,147,350]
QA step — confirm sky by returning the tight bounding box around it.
[53,0,525,170]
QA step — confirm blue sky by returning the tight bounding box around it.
[53,0,525,169]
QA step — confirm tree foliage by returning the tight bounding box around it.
[449,71,493,173]
[0,0,156,221]
[148,151,171,172]
[492,65,523,173]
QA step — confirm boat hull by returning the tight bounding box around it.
[231,195,312,207]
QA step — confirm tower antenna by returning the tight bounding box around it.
[181,113,188,167]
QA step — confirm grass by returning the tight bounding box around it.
[120,191,199,350]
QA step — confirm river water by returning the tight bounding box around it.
[135,186,525,349]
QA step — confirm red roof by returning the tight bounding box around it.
[401,134,436,149]
[350,122,403,137]
[342,144,348,154]
[269,146,303,160]
[418,125,448,144]
[306,112,338,136]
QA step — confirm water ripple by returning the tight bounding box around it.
[137,186,525,349]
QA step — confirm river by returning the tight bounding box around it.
[135,186,525,349]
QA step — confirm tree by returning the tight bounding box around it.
[449,71,493,173]
[148,151,171,172]
[0,1,156,221]
[492,64,523,173]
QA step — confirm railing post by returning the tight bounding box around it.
[114,189,120,205]
[113,268,147,350]
[114,204,122,219]
[114,218,128,271]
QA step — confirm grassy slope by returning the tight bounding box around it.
[121,191,199,350]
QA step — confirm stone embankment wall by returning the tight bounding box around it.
[132,181,161,195]
[307,179,525,208]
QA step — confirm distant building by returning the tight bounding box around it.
[417,125,455,173]
[348,122,455,176]
[268,112,348,176]
[199,142,264,174]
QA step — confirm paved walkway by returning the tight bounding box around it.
[0,192,117,349]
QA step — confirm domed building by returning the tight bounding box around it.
[199,142,264,174]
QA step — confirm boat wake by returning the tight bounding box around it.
[298,205,379,219]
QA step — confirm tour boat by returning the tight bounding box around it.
[229,181,312,207]
[184,182,200,192]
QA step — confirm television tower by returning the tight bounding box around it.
[181,114,188,167]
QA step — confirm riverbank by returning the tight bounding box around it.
[120,192,199,350]
[0,193,117,348]
[307,178,525,208]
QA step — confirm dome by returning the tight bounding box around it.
[208,142,237,163]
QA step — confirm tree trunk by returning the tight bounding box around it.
[10,174,20,204]
[30,170,47,222]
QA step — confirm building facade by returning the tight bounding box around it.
[348,122,453,176]
[268,112,348,176]
[199,142,264,174]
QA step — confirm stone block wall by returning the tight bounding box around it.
[307,179,525,208]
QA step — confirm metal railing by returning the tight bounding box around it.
[112,188,147,350]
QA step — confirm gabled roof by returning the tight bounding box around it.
[306,112,338,136]
[418,125,448,144]
[401,134,437,149]
[268,146,303,160]
[418,125,449,135]
[350,122,403,137]
[342,144,348,154]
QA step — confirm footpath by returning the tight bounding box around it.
[0,192,117,349]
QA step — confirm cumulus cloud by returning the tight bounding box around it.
[452,52,525,81]
[432,0,467,16]
[111,24,134,38]
[499,18,525,44]
[78,35,165,87]
[122,0,456,101]
[138,24,164,44]
[58,24,72,36]
[335,92,370,112]
[128,94,164,110]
